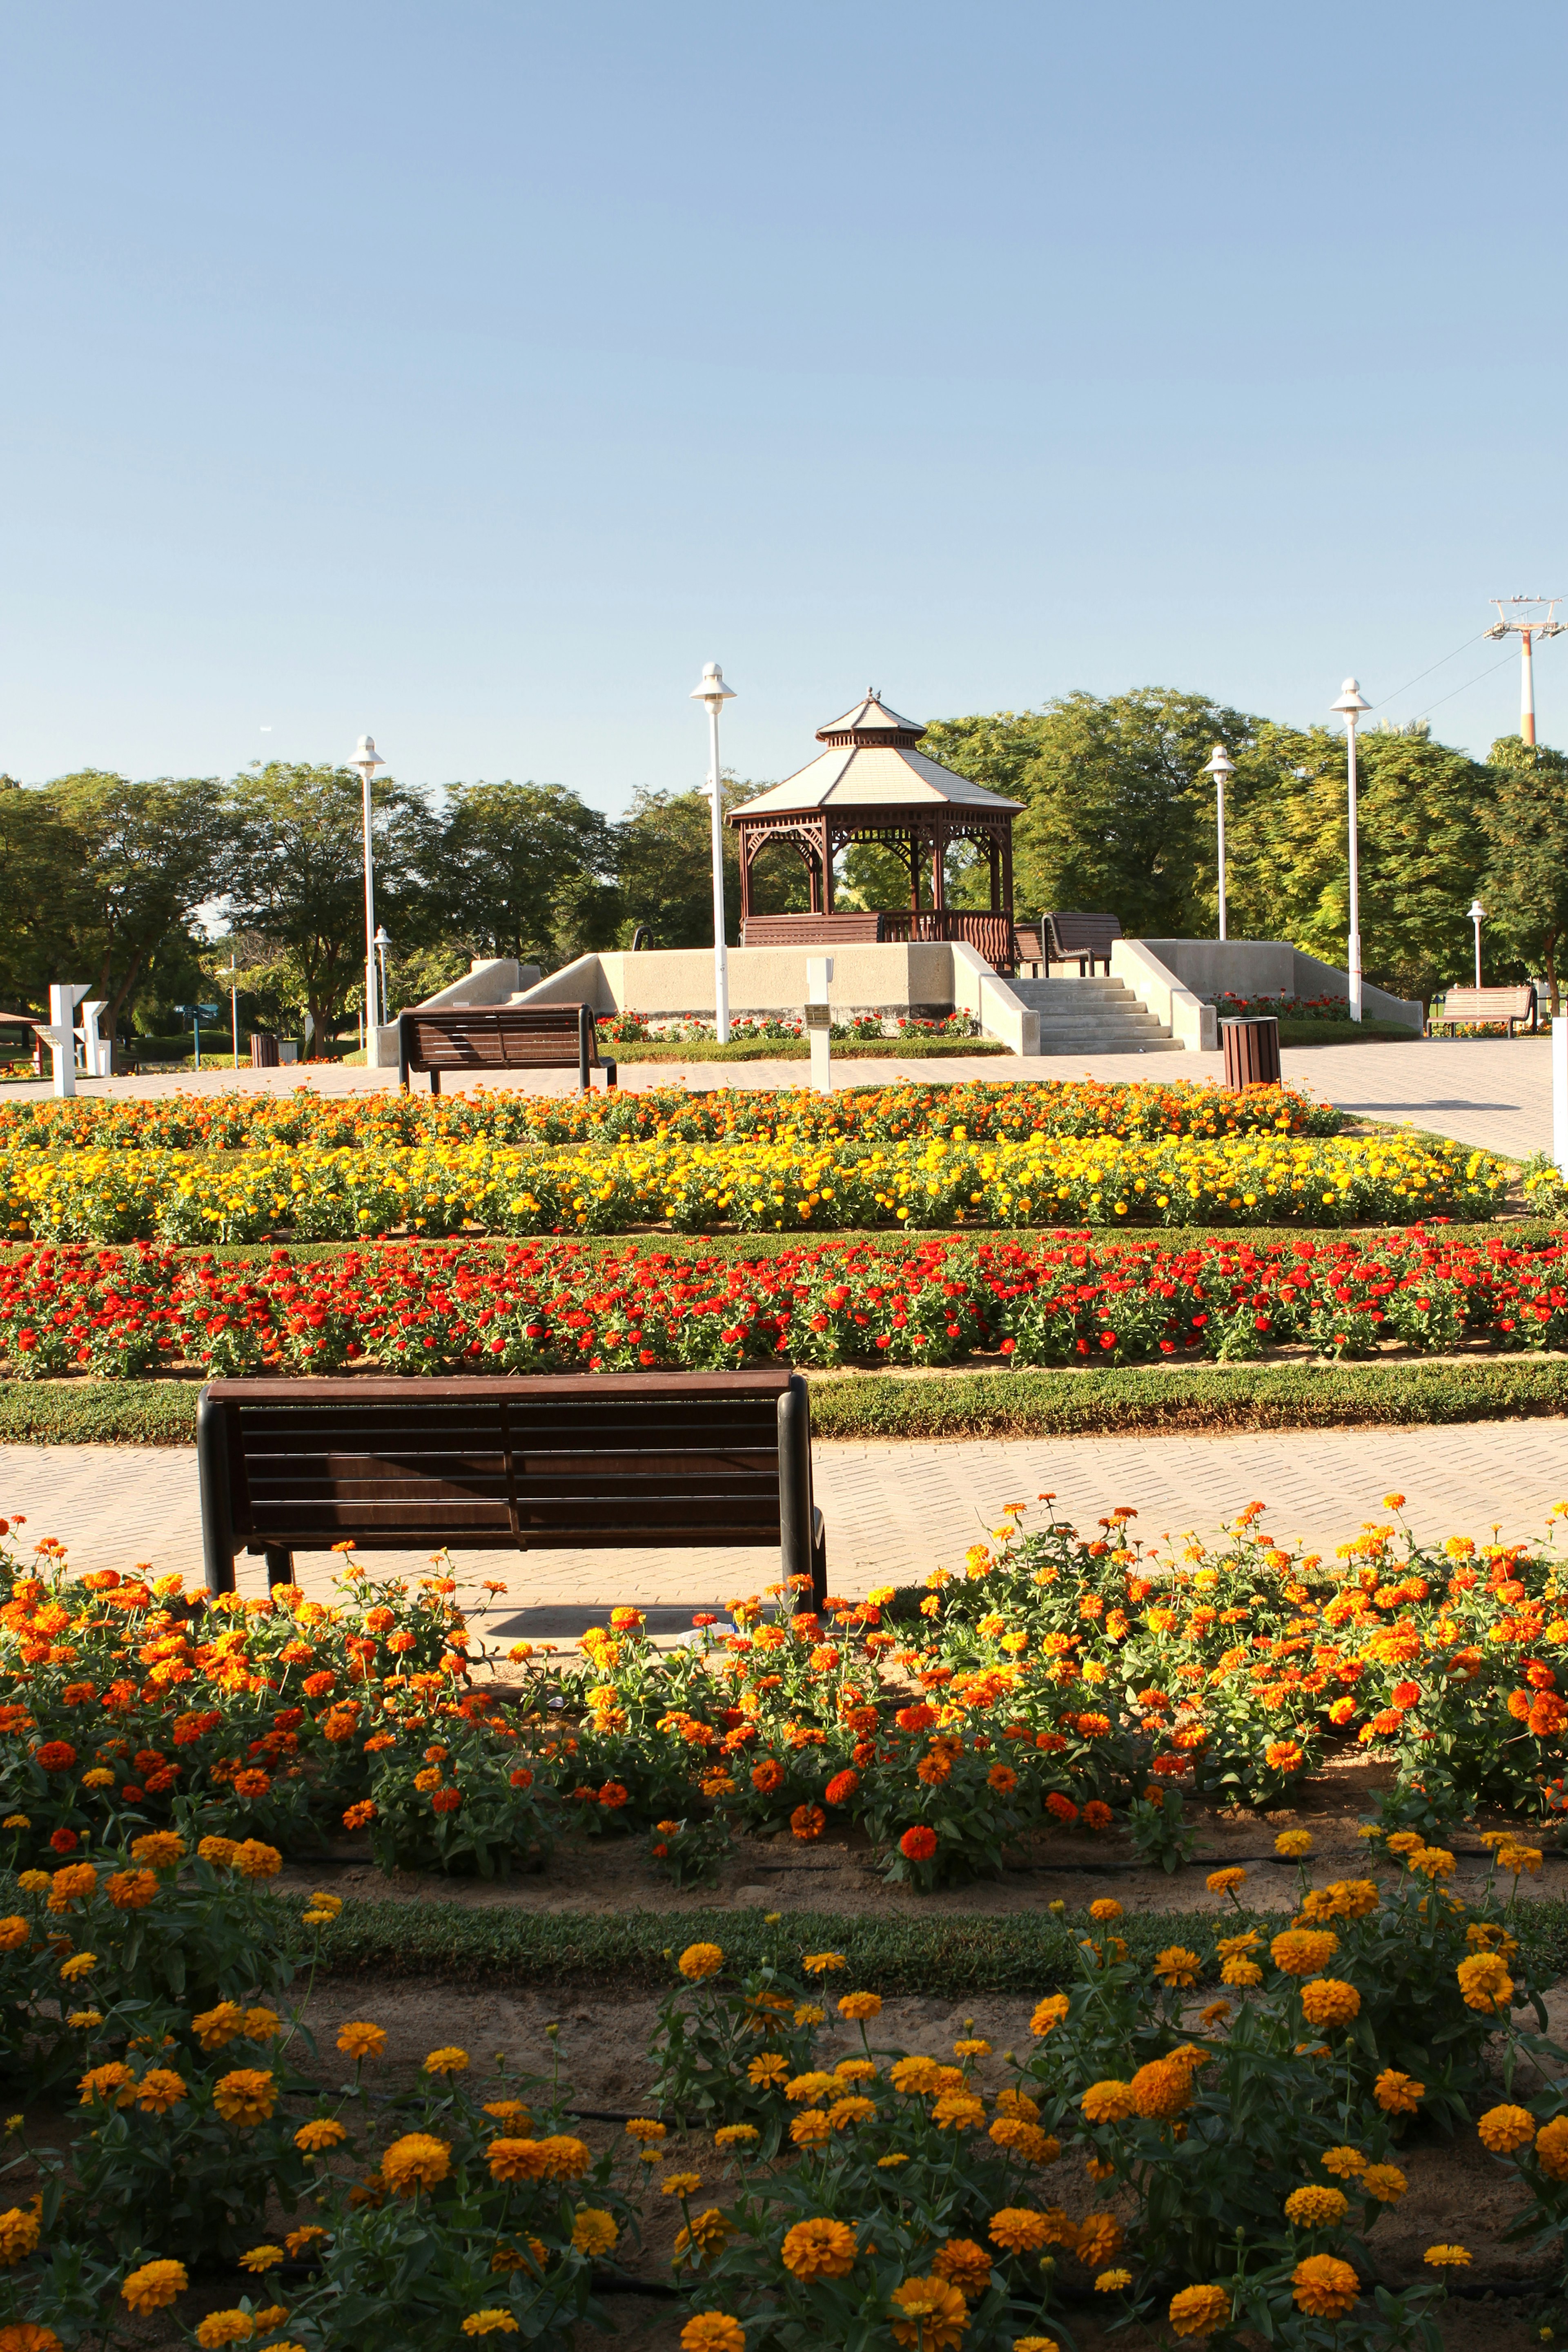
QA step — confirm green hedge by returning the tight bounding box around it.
[289,1893,1568,1995]
[5,1356,1568,1447]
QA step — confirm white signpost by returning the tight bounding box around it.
[806,956,833,1095]
[37,983,89,1097]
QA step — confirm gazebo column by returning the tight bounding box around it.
[820,818,834,914]
[907,833,920,913]
[739,826,753,925]
[931,818,946,913]
[1001,823,1014,925]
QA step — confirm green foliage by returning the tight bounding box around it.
[432,778,620,967]
[615,778,744,946]
[1481,734,1568,1013]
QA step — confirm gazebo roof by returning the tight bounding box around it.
[731,689,1023,819]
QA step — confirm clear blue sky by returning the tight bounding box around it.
[5,2,1564,810]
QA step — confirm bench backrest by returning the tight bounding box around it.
[399,1003,606,1072]
[198,1372,805,1554]
[1013,923,1045,962]
[739,913,884,947]
[1437,985,1535,1019]
[1046,912,1123,959]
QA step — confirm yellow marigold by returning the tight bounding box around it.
[1129,2058,1192,2122]
[715,2123,759,2148]
[1300,1978,1360,2029]
[890,2055,944,2095]
[232,1840,283,1879]
[1081,2080,1137,2124]
[889,2274,968,2350]
[988,2207,1053,2253]
[1457,1953,1514,2014]
[194,2313,254,2348]
[0,1920,27,1954]
[1221,1956,1263,1988]
[213,2069,276,2127]
[801,1951,846,1975]
[488,2138,549,2181]
[1012,2341,1062,2352]
[381,2131,450,2194]
[1284,2185,1348,2229]
[625,2118,667,2142]
[121,2260,188,2314]
[790,2109,831,2148]
[785,2070,838,2105]
[673,2208,730,2265]
[336,2021,387,2062]
[662,2173,702,2198]
[1168,2284,1230,2339]
[1409,1846,1455,1880]
[933,2092,987,2133]
[1292,2254,1358,2316]
[1537,2116,1568,2180]
[572,2209,618,2256]
[1362,2165,1406,2203]
[135,2069,187,2115]
[422,2046,469,2074]
[678,1943,724,1981]
[460,2318,519,2338]
[58,1953,96,1981]
[1076,2214,1123,2270]
[829,2096,877,2129]
[129,1831,185,1870]
[1030,1995,1070,2036]
[679,2320,746,2352]
[78,2062,135,2109]
[198,1835,239,1867]
[1274,1831,1314,1858]
[1478,2104,1535,2154]
[1154,1946,1201,1988]
[1374,2069,1423,2114]
[535,2134,591,2181]
[192,2003,245,2050]
[1088,1898,1123,1921]
[1270,1929,1340,1978]
[1321,2145,1367,2177]
[1424,2245,1471,2267]
[0,2210,39,2265]
[236,2246,283,2272]
[1205,1868,1247,1895]
[780,2217,857,2279]
[931,2237,992,2296]
[838,1991,882,2020]
[295,2117,347,2152]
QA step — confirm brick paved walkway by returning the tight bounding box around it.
[2,1037,1553,1159]
[2,1422,1559,1632]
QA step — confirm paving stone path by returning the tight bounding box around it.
[0,1421,1559,1634]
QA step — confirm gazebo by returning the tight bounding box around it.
[730,692,1024,970]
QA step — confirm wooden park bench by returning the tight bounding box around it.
[739,913,885,948]
[195,1369,827,1610]
[1429,984,1538,1037]
[1044,912,1123,976]
[1013,923,1046,975]
[397,1003,618,1093]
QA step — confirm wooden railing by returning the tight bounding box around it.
[737,909,1018,971]
[878,910,1016,970]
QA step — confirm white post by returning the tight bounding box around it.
[806,955,833,1094]
[708,698,729,1044]
[1216,774,1227,943]
[1473,910,1483,990]
[229,955,239,1070]
[43,983,86,1098]
[351,737,387,1066]
[1332,680,1370,1024]
[77,999,109,1077]
[1522,628,1537,748]
[1555,995,1568,1177]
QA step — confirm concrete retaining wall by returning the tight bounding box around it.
[1139,941,1423,1033]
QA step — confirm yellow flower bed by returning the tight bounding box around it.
[0,1128,1506,1242]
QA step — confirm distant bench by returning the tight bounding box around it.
[739,914,885,948]
[1045,912,1123,976]
[196,1369,828,1611]
[1429,985,1537,1037]
[397,1003,618,1093]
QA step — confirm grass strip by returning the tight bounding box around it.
[6,1357,1568,1447]
[294,1894,1568,1994]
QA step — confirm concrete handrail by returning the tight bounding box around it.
[949,943,1039,1057]
[1111,939,1217,1052]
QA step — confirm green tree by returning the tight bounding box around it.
[615,782,746,947]
[225,762,423,1058]
[1480,735,1568,1012]
[429,781,619,969]
[0,770,227,1029]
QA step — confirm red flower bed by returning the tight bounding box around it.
[3,1226,1568,1378]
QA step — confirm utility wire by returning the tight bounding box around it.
[1374,630,1488,710]
[1408,648,1517,723]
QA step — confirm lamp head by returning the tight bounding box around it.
[1200,743,1236,781]
[1331,678,1371,718]
[373,925,392,950]
[690,660,737,711]
[1468,899,1486,923]
[352,733,386,774]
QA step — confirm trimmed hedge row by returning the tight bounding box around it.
[4,1356,1568,1448]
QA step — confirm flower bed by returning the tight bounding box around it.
[0,1077,1339,1154]
[5,1487,1568,1889]
[3,1226,1563,1381]
[1211,992,1352,1022]
[0,1128,1503,1244]
[2,1852,1564,2348]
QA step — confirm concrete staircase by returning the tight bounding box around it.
[1010,973,1183,1055]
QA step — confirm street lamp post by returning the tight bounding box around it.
[1200,745,1236,941]
[228,953,239,1070]
[374,926,392,1035]
[350,736,387,1063]
[1330,679,1372,1023]
[690,663,737,1044]
[1468,898,1485,990]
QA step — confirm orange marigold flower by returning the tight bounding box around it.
[1291,2254,1358,2318]
[780,2217,857,2279]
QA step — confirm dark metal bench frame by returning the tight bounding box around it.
[1044,912,1123,976]
[397,1004,618,1094]
[196,1371,826,1612]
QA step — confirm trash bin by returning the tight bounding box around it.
[1220,1015,1282,1091]
[278,1041,299,1066]
[249,1032,280,1068]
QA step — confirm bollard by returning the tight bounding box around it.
[805,956,833,1094]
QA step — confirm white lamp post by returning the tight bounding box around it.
[374,926,392,1034]
[1468,898,1485,990]
[690,663,736,1044]
[228,952,239,1070]
[1200,745,1236,941]
[1330,678,1372,1022]
[350,736,387,1062]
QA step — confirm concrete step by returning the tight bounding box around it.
[1033,1022,1176,1048]
[1029,1034,1186,1055]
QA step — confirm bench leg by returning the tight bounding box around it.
[778,1376,819,1614]
[430,1068,441,1096]
[263,1547,296,1590]
[196,1387,236,1598]
[811,1505,827,1614]
[578,1007,591,1091]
